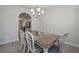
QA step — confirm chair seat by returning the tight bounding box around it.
[29,44,43,53]
[48,45,60,53]
[35,44,43,53]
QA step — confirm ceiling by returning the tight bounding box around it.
[19,5,53,11]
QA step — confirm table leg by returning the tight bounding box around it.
[58,40,61,52]
[43,48,48,53]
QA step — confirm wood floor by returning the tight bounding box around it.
[63,44,79,53]
[0,40,79,53]
[0,41,20,53]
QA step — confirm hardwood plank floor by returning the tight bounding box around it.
[0,40,79,53]
[0,41,20,53]
[63,44,79,53]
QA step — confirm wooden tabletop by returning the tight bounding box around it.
[34,33,61,48]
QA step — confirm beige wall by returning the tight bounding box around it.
[0,5,39,44]
[0,5,79,47]
[39,6,79,46]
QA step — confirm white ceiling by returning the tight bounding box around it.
[19,5,53,11]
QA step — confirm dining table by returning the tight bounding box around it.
[32,32,61,53]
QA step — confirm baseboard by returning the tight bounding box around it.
[0,39,19,45]
[0,39,79,49]
[65,42,79,48]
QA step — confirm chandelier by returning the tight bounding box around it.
[30,6,44,18]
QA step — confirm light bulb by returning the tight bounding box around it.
[37,7,41,11]
[38,13,41,15]
[32,12,35,15]
[41,10,44,14]
[31,8,34,12]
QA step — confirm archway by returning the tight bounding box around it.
[18,12,31,31]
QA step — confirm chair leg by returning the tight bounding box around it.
[19,44,23,53]
[20,43,23,50]
[22,45,26,53]
[20,44,27,53]
[27,50,29,53]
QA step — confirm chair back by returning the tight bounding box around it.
[19,29,26,45]
[25,31,36,53]
[59,33,69,52]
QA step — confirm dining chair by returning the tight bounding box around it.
[25,31,43,53]
[19,29,28,53]
[59,33,69,52]
[48,33,69,53]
